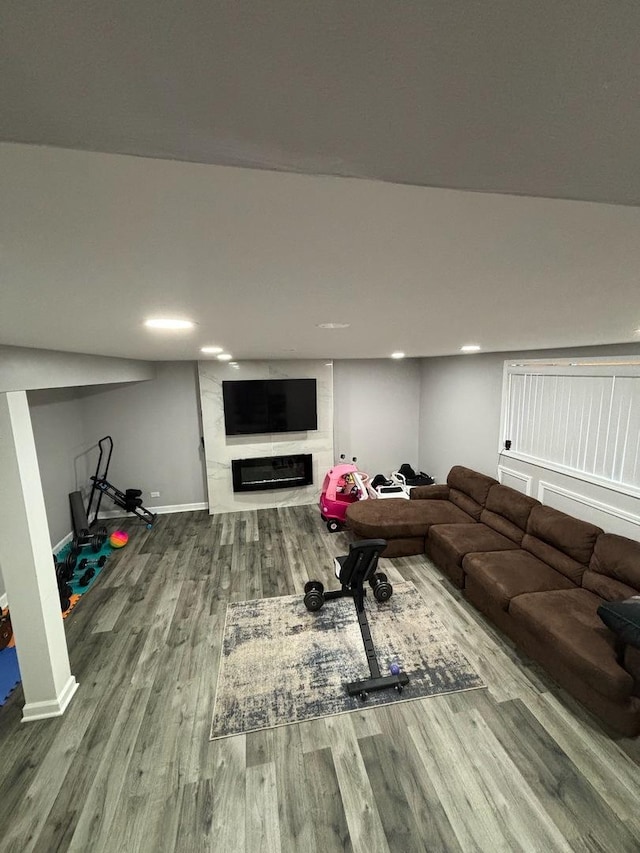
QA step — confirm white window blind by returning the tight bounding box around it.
[504,360,640,491]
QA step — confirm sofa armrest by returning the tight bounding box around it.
[410,484,450,501]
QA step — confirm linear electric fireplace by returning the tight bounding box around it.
[231,454,313,493]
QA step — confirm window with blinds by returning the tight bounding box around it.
[503,359,640,492]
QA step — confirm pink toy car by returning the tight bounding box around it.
[319,463,369,532]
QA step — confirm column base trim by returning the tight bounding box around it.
[21,675,79,723]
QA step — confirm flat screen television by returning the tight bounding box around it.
[222,378,318,435]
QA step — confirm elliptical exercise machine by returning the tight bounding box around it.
[86,436,156,529]
[303,539,409,700]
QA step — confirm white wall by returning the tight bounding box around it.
[418,343,640,484]
[333,359,422,477]
[497,459,640,541]
[80,362,206,511]
[0,345,154,392]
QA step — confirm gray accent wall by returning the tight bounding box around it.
[80,362,206,512]
[333,359,421,477]
[418,343,640,484]
[28,388,89,548]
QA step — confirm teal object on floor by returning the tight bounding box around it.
[55,541,114,595]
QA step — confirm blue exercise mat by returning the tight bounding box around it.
[0,647,20,706]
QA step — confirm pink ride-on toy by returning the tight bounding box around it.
[319,462,369,532]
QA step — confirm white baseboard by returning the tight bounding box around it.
[0,593,8,610]
[98,501,208,520]
[21,676,79,723]
[52,530,74,554]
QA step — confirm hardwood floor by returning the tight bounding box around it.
[0,506,638,852]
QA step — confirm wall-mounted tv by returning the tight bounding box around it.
[222,378,318,436]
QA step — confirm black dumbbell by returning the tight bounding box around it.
[90,527,108,552]
[62,550,77,571]
[78,555,107,571]
[57,576,72,611]
[369,572,393,603]
[55,563,68,585]
[71,526,108,554]
[78,567,95,587]
[303,580,325,611]
[54,551,77,583]
[58,579,72,598]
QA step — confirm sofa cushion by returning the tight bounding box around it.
[480,485,539,545]
[582,569,638,602]
[447,466,498,504]
[410,484,450,501]
[598,597,640,650]
[589,533,640,591]
[522,505,602,584]
[429,523,520,568]
[462,550,574,611]
[346,498,473,540]
[448,489,483,521]
[510,588,635,702]
[446,466,497,521]
[526,505,602,564]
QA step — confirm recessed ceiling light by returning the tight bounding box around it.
[217,353,233,361]
[461,344,481,353]
[201,345,223,354]
[317,322,350,329]
[144,317,194,330]
[391,352,405,359]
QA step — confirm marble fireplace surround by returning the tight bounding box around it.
[198,360,334,514]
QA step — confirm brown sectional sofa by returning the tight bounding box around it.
[346,465,640,736]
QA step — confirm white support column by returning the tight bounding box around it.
[0,391,78,721]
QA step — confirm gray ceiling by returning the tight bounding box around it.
[2,1,640,206]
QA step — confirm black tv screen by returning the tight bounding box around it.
[223,378,317,435]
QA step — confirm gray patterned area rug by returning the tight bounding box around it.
[210,581,485,739]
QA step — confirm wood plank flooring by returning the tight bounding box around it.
[0,506,638,852]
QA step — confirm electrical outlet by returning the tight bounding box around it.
[150,491,160,498]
